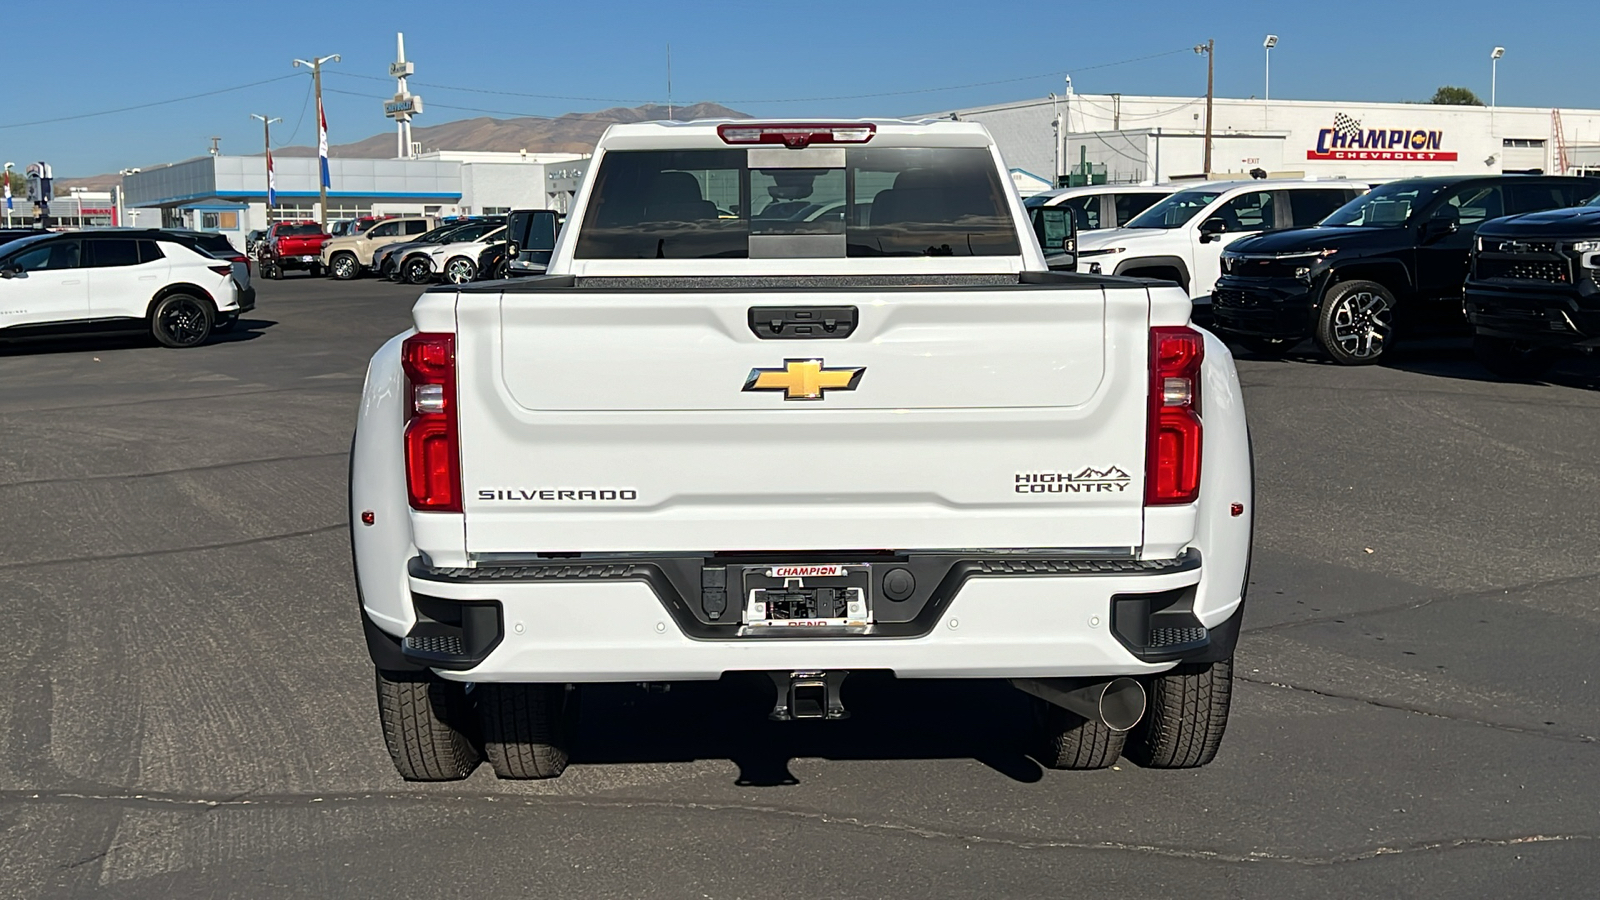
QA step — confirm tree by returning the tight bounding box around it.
[1431,86,1486,106]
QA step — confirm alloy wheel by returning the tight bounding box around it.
[1329,291,1392,360]
[158,297,208,347]
[445,258,476,284]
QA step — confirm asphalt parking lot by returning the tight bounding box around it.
[2,274,1598,899]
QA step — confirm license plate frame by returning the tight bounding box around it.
[741,563,873,632]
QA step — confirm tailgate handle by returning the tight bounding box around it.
[748,306,858,340]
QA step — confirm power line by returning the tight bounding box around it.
[722,47,1197,103]
[324,46,1195,109]
[0,74,304,130]
[274,75,316,147]
[326,71,651,104]
[315,86,560,120]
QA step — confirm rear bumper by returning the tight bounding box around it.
[236,285,256,313]
[373,551,1239,682]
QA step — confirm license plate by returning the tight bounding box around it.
[742,563,872,630]
[299,255,318,262]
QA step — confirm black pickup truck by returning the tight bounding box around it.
[1212,175,1599,365]
[1464,196,1600,377]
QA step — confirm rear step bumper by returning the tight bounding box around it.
[383,550,1236,681]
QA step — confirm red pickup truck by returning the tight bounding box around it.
[258,221,331,278]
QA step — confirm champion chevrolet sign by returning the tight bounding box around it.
[1308,112,1457,162]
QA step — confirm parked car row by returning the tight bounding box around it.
[1207,174,1600,367]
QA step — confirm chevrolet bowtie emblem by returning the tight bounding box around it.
[743,358,865,401]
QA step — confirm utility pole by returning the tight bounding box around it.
[250,114,282,222]
[293,53,341,227]
[1195,40,1215,177]
[666,44,673,120]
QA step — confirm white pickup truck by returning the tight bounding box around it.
[351,119,1253,781]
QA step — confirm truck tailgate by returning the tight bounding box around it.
[455,285,1151,554]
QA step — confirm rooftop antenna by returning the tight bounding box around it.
[208,136,221,155]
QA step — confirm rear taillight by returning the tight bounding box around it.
[717,123,876,149]
[207,264,233,276]
[1145,326,1204,505]
[401,333,462,512]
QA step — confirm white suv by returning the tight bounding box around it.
[414,225,506,284]
[1075,179,1368,307]
[0,231,249,348]
[1022,184,1177,233]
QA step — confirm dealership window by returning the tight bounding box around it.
[270,203,317,223]
[200,211,240,230]
[323,203,372,220]
[1502,138,1545,148]
[481,206,510,215]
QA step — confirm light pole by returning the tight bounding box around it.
[1263,35,1278,101]
[250,114,282,224]
[292,53,341,227]
[1490,46,1504,108]
[2,162,11,228]
[1195,40,1215,177]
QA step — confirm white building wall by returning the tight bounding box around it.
[934,94,1600,184]
[459,162,553,213]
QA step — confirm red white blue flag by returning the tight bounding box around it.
[266,148,277,207]
[317,96,330,189]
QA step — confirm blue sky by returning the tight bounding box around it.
[11,0,1599,176]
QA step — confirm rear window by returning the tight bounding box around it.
[279,224,322,236]
[86,238,139,267]
[575,147,1021,259]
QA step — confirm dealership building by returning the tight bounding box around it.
[120,150,589,248]
[929,92,1600,194]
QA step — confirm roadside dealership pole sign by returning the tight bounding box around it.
[1308,113,1458,162]
[25,161,51,222]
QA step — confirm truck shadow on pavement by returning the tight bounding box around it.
[570,675,1047,786]
[1228,337,1600,391]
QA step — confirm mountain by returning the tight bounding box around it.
[274,102,749,158]
[57,102,750,190]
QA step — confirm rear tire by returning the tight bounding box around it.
[149,293,213,348]
[1124,658,1233,769]
[480,683,577,779]
[1029,697,1125,770]
[375,668,481,781]
[1473,334,1556,380]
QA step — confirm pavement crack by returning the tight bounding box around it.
[1236,675,1597,744]
[0,452,349,490]
[6,790,1594,866]
[0,524,347,572]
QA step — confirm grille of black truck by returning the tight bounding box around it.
[1475,257,1573,284]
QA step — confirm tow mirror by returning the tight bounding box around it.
[1031,207,1078,272]
[504,242,520,260]
[1198,218,1227,243]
